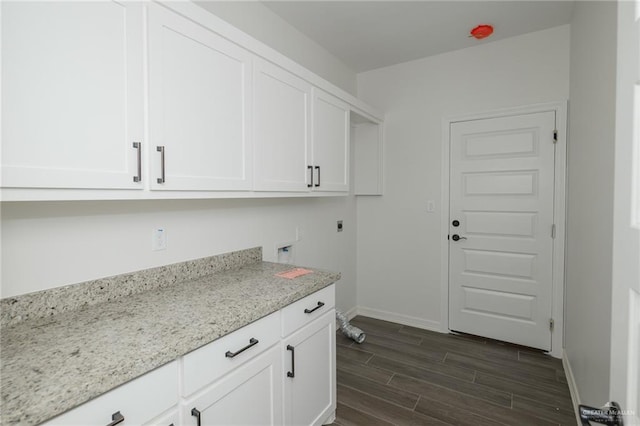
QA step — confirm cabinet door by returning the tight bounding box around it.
[283,310,336,426]
[253,59,311,192]
[148,4,253,191]
[183,345,283,426]
[312,90,350,192]
[1,1,144,189]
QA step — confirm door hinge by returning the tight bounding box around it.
[549,318,555,331]
[551,224,556,239]
[553,129,558,143]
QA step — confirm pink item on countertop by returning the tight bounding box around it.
[276,268,314,279]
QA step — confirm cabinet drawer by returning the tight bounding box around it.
[43,361,178,426]
[281,285,335,337]
[182,311,281,397]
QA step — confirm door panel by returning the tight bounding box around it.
[182,345,283,426]
[1,1,143,189]
[462,249,537,280]
[463,170,538,196]
[253,59,311,192]
[148,4,252,191]
[464,211,537,238]
[449,111,556,351]
[312,89,350,192]
[461,287,536,322]
[284,310,336,426]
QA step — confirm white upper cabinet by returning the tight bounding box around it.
[311,89,350,192]
[1,1,144,190]
[253,58,312,192]
[147,4,253,191]
[0,1,382,200]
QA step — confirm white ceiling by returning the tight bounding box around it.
[261,1,575,73]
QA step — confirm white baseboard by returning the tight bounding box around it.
[343,306,358,321]
[562,351,582,425]
[354,306,442,332]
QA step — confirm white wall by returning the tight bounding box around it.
[195,1,356,95]
[355,26,570,329]
[565,1,617,406]
[0,197,358,312]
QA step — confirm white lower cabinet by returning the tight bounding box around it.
[180,284,336,426]
[43,361,178,426]
[42,286,336,426]
[283,311,336,426]
[182,312,281,397]
[182,345,283,426]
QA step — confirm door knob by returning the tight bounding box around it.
[451,234,467,241]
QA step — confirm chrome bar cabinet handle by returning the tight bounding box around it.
[132,142,142,183]
[157,146,165,184]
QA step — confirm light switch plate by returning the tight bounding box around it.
[152,228,167,251]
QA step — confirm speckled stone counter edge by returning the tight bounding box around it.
[0,247,262,327]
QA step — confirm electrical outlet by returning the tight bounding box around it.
[152,228,167,251]
[427,200,435,212]
[337,220,343,232]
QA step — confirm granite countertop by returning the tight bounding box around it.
[0,259,340,425]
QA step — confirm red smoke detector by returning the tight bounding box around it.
[470,24,494,40]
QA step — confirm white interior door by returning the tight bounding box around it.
[449,111,556,351]
[609,0,640,423]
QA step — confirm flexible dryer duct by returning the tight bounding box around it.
[335,311,366,344]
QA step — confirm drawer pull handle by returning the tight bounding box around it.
[307,165,313,188]
[225,338,259,358]
[191,408,201,426]
[287,344,295,378]
[106,411,124,426]
[304,301,325,314]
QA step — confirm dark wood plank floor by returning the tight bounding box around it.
[332,316,576,426]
